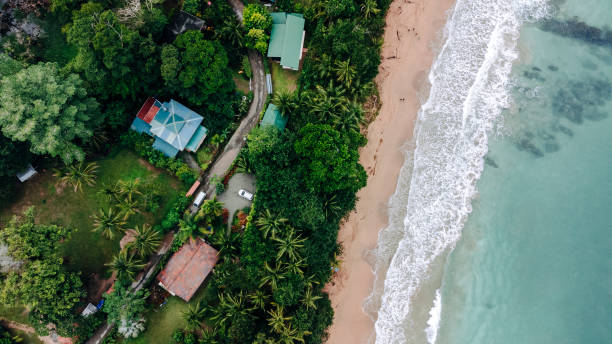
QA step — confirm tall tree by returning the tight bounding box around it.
[54,161,99,192]
[294,124,367,195]
[182,300,205,330]
[106,250,145,282]
[127,224,161,257]
[161,30,234,108]
[0,207,84,325]
[255,209,289,239]
[0,62,100,163]
[103,286,149,338]
[65,2,160,100]
[92,207,126,239]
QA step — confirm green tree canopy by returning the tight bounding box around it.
[0,207,84,325]
[0,62,100,163]
[161,30,234,108]
[294,124,366,195]
[243,4,272,54]
[65,2,161,100]
[103,286,148,331]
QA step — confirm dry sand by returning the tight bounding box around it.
[324,0,456,343]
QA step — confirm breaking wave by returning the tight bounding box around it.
[363,0,550,343]
[425,289,442,344]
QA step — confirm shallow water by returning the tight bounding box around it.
[436,0,612,343]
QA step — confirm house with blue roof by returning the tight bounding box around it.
[130,97,208,158]
[267,12,305,70]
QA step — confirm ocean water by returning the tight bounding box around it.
[365,0,612,343]
[436,0,612,343]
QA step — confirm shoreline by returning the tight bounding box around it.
[324,0,455,343]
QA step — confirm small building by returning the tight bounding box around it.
[261,103,287,130]
[16,164,36,182]
[267,12,305,70]
[165,10,207,42]
[130,97,208,158]
[156,239,219,302]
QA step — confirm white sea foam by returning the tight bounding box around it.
[424,289,442,344]
[363,0,550,343]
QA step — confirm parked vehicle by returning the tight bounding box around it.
[238,189,254,201]
[193,191,207,208]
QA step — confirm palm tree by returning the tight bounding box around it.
[197,197,224,224]
[322,194,342,220]
[248,290,269,310]
[200,328,219,344]
[274,228,306,262]
[178,213,199,244]
[285,257,306,276]
[278,323,309,344]
[92,207,126,239]
[209,292,246,329]
[182,300,206,330]
[334,59,357,88]
[314,54,333,80]
[106,250,146,282]
[259,261,286,289]
[54,161,98,192]
[127,224,161,257]
[213,230,240,259]
[272,90,297,118]
[361,0,381,19]
[216,18,243,48]
[255,209,288,239]
[117,178,142,198]
[301,287,323,310]
[267,304,292,334]
[117,196,141,220]
[98,182,122,203]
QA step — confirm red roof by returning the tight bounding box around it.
[136,97,160,124]
[156,239,218,301]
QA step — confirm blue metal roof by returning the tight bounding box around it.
[152,138,180,158]
[130,117,152,135]
[261,104,287,130]
[131,98,208,158]
[185,126,208,152]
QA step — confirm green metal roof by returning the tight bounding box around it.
[261,104,287,130]
[267,13,305,70]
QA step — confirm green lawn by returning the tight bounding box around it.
[0,149,184,300]
[269,60,299,93]
[124,286,209,344]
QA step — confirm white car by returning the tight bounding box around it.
[238,189,254,201]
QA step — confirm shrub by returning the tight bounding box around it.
[182,0,199,15]
[160,196,190,233]
[120,132,199,185]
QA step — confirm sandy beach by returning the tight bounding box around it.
[324,0,455,343]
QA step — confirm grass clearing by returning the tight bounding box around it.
[124,286,209,344]
[0,149,184,302]
[269,60,299,93]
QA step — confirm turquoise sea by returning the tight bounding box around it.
[437,0,612,343]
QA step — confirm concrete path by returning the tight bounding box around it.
[199,48,266,198]
[217,173,256,232]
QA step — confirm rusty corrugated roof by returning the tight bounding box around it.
[156,239,219,301]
